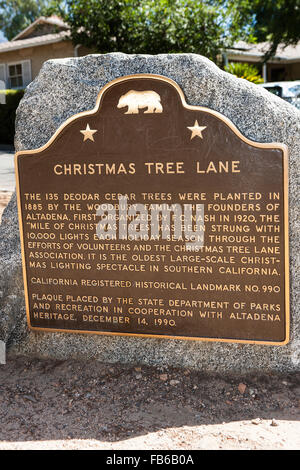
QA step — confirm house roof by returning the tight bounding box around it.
[227,41,300,63]
[12,16,69,41]
[0,31,70,53]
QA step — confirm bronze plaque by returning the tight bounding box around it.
[15,74,289,344]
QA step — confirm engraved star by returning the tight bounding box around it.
[187,120,207,140]
[80,123,98,142]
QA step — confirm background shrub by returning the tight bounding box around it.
[0,89,24,146]
[224,62,264,84]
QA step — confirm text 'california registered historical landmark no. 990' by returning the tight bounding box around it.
[15,74,289,345]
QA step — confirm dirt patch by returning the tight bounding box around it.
[0,191,12,222]
[0,355,299,450]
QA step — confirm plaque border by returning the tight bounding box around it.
[15,73,290,345]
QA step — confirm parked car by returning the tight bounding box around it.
[260,81,300,110]
[260,80,300,98]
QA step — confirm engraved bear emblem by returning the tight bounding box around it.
[117,90,163,114]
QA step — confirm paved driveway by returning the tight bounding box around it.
[0,150,15,191]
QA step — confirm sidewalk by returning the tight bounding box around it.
[0,148,15,192]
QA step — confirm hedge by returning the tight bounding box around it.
[0,89,24,145]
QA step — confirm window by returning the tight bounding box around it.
[264,86,282,97]
[8,63,23,88]
[5,60,32,89]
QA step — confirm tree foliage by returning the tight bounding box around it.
[0,0,57,40]
[224,0,300,60]
[58,0,300,60]
[56,0,244,62]
[2,0,299,62]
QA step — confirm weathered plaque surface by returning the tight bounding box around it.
[15,74,289,345]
